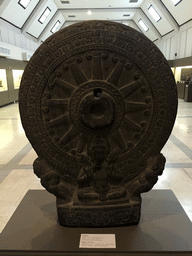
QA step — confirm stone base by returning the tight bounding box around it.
[57,200,141,227]
[1,190,192,254]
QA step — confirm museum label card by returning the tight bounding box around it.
[79,234,116,248]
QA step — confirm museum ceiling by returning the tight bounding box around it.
[0,0,191,43]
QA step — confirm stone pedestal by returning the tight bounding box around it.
[0,190,192,255]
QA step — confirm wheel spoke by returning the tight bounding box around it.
[120,81,141,99]
[49,113,70,128]
[47,99,69,110]
[92,55,103,80]
[125,101,147,113]
[77,133,90,153]
[59,126,80,145]
[110,129,126,149]
[70,62,88,86]
[123,115,141,132]
[107,62,124,87]
[54,79,75,96]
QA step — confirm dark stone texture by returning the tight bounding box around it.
[1,190,192,254]
[19,20,178,227]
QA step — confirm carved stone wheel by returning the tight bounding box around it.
[19,21,177,227]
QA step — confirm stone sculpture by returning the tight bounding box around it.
[19,20,178,227]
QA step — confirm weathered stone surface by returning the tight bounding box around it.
[19,20,177,227]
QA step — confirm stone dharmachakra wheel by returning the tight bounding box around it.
[19,20,177,226]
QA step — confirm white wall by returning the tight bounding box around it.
[0,19,40,60]
[156,20,192,60]
[0,41,35,61]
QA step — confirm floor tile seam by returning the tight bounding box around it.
[165,163,192,168]
[1,143,32,168]
[1,163,192,169]
[177,116,192,118]
[0,143,33,182]
[0,118,20,120]
[0,165,33,170]
[169,134,192,160]
[182,168,192,180]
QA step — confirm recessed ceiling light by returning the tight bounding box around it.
[138,19,149,32]
[38,7,51,24]
[87,10,92,15]
[68,15,75,17]
[51,20,61,33]
[170,0,182,6]
[148,5,161,22]
[123,14,130,17]
[18,0,31,9]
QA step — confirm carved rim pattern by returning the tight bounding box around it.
[19,20,178,181]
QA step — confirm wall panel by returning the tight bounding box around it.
[26,38,31,51]
[156,21,192,61]
[0,19,40,60]
[180,30,187,58]
[0,27,9,44]
[20,34,27,49]
[15,33,21,48]
[165,38,171,60]
[186,27,192,57]
[170,36,176,60]
[8,30,15,46]
[162,40,166,57]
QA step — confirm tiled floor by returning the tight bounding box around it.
[0,100,192,232]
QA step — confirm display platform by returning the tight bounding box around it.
[0,190,191,255]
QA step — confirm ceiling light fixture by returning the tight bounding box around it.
[38,7,51,24]
[87,10,92,15]
[170,0,182,6]
[148,5,161,22]
[18,0,31,9]
[138,19,149,32]
[51,20,61,33]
